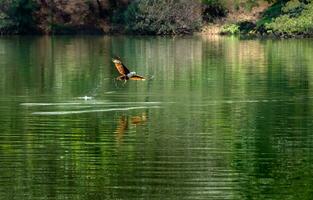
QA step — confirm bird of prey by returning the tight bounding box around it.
[112,57,145,81]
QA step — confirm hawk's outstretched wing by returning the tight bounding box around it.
[129,75,146,80]
[112,57,130,75]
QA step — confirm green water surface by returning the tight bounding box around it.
[0,35,313,199]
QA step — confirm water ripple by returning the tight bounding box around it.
[32,106,160,115]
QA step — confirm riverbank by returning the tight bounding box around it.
[1,0,313,38]
[200,2,270,36]
[202,1,313,38]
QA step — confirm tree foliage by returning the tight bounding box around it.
[201,0,227,22]
[122,0,202,35]
[265,0,313,36]
[1,0,313,37]
[0,0,38,34]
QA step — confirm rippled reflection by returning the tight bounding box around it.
[0,35,313,199]
[115,112,147,143]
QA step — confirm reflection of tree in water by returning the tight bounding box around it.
[2,36,313,199]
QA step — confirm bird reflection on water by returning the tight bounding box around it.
[114,112,147,143]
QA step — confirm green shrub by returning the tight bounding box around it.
[0,0,38,34]
[256,0,286,30]
[282,0,305,17]
[0,12,15,34]
[123,0,202,35]
[265,1,313,36]
[220,23,240,35]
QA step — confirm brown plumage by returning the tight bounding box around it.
[112,57,145,81]
[112,57,130,76]
[129,75,146,80]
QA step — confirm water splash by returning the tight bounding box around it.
[77,96,93,100]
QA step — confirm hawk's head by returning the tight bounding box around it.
[112,57,122,64]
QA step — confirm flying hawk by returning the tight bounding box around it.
[112,57,145,81]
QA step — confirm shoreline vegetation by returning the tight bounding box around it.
[1,0,313,38]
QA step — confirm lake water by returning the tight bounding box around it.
[0,35,313,199]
